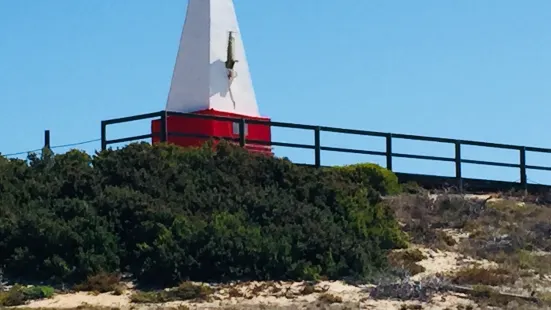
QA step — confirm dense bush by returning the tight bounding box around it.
[0,141,406,286]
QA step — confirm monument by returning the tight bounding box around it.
[151,0,272,154]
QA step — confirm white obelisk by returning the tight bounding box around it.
[165,0,260,117]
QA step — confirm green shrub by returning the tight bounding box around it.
[0,141,407,286]
[22,285,55,300]
[0,199,120,283]
[332,163,402,196]
[0,285,55,306]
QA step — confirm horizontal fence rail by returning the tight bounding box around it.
[101,111,551,193]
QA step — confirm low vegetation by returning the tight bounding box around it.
[0,141,407,287]
[385,193,482,250]
[386,189,551,263]
[318,292,343,304]
[380,189,551,308]
[451,266,516,286]
[73,272,123,293]
[5,141,551,309]
[387,248,426,276]
[0,284,55,306]
[399,305,422,310]
[130,282,214,303]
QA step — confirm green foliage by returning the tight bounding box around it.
[0,141,406,286]
[21,285,55,300]
[0,285,55,306]
[332,163,402,196]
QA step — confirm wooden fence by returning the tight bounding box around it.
[100,110,551,193]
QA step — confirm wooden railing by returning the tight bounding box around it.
[101,111,551,193]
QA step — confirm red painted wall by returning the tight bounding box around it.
[151,109,272,154]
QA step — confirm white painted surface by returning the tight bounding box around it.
[165,0,260,117]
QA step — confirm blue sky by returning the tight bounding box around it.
[1,0,551,184]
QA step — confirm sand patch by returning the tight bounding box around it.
[18,291,131,309]
[409,247,496,281]
[362,293,477,310]
[20,281,368,310]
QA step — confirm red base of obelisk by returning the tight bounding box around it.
[151,109,272,155]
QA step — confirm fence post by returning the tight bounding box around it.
[385,133,393,171]
[239,118,246,147]
[314,127,321,167]
[44,130,51,150]
[101,121,107,151]
[520,146,527,191]
[455,141,463,192]
[160,111,167,143]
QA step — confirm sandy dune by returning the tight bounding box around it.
[16,246,493,310]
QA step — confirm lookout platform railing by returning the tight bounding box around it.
[101,110,551,193]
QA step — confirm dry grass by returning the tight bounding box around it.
[12,307,123,310]
[467,284,540,308]
[73,272,123,294]
[450,266,516,286]
[130,281,214,303]
[299,282,316,295]
[11,306,192,310]
[399,304,423,310]
[388,248,427,276]
[227,286,245,298]
[10,305,365,310]
[382,190,551,308]
[385,193,483,250]
[317,293,343,304]
[453,199,551,286]
[387,191,551,257]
